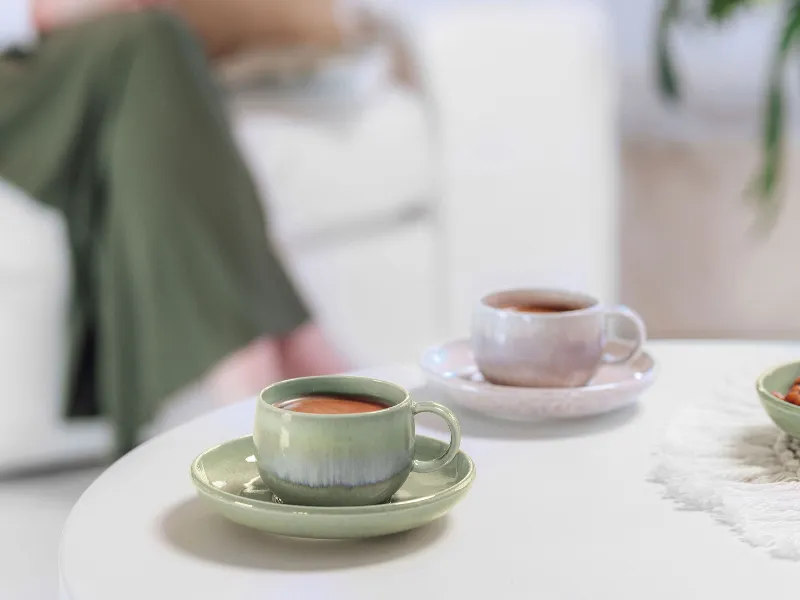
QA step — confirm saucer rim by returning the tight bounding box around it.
[190,434,476,516]
[420,339,657,395]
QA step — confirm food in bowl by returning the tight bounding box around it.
[771,376,800,406]
[756,362,800,439]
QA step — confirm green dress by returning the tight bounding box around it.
[0,11,309,457]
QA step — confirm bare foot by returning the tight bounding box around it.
[207,324,348,404]
[208,337,285,404]
[280,323,350,379]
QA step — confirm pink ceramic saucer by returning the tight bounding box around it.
[420,339,656,421]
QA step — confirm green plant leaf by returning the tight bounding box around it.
[708,0,756,21]
[656,0,682,101]
[749,1,800,217]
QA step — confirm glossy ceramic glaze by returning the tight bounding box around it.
[255,375,461,506]
[422,339,656,421]
[472,289,647,387]
[190,435,476,539]
[756,361,800,438]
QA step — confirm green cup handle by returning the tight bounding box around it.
[411,401,462,473]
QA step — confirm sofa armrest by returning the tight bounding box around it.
[388,2,620,339]
[0,182,114,470]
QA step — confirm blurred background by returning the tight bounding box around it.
[2,0,799,597]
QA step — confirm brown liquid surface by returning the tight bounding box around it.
[498,303,583,313]
[276,393,388,415]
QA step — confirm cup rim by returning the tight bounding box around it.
[258,375,411,419]
[478,288,600,317]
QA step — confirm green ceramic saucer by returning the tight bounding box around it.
[190,435,476,539]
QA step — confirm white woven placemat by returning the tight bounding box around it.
[651,371,800,559]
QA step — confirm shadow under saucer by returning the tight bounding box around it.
[159,498,451,572]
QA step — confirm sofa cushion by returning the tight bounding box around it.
[228,83,433,248]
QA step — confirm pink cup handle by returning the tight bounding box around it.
[602,305,647,365]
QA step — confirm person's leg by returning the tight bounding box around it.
[91,12,348,409]
[0,11,345,454]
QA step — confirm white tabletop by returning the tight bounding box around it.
[59,341,800,600]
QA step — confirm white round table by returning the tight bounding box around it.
[59,341,800,600]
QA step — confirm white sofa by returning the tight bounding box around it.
[0,2,619,471]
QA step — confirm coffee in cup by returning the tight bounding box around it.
[472,288,647,388]
[275,393,388,414]
[255,376,461,506]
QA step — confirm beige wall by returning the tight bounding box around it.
[620,136,800,340]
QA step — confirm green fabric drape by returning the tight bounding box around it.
[0,11,309,457]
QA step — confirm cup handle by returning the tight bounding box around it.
[411,401,462,473]
[602,305,647,365]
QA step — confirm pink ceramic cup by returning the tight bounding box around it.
[471,288,647,388]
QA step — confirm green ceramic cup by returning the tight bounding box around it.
[254,375,462,507]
